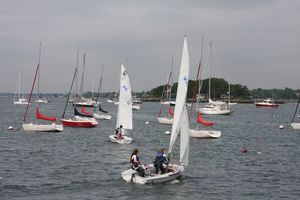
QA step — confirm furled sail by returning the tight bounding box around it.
[81,106,92,115]
[99,105,108,113]
[35,108,57,121]
[196,112,214,126]
[168,106,174,116]
[74,107,93,118]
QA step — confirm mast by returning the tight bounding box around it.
[190,33,204,117]
[292,95,300,123]
[75,48,79,100]
[37,42,42,105]
[18,71,21,100]
[62,67,78,119]
[208,42,212,101]
[94,65,103,112]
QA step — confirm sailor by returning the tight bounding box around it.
[154,148,168,174]
[115,125,123,139]
[130,148,145,177]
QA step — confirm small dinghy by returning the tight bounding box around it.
[109,64,133,144]
[121,36,190,184]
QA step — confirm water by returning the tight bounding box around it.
[0,97,299,199]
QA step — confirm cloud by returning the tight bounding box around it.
[0,0,299,93]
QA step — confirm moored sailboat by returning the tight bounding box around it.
[291,95,300,129]
[22,42,63,132]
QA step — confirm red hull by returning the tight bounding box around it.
[61,119,96,127]
[255,104,279,108]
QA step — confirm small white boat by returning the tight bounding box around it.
[13,71,30,105]
[189,129,221,139]
[291,123,300,129]
[198,100,233,115]
[121,35,190,184]
[157,117,173,125]
[109,64,133,144]
[255,98,279,108]
[107,99,114,103]
[109,135,132,144]
[121,164,184,184]
[14,98,30,105]
[22,123,63,132]
[36,97,49,103]
[132,104,141,110]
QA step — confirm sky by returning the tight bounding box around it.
[0,0,299,93]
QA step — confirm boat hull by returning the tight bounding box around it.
[109,135,132,144]
[132,105,141,110]
[22,123,63,132]
[121,164,184,184]
[157,117,173,125]
[189,129,221,139]
[61,119,97,127]
[93,113,112,120]
[255,103,279,108]
[291,123,300,129]
[198,108,233,115]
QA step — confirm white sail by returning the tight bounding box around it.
[180,106,189,166]
[169,36,189,154]
[116,64,133,130]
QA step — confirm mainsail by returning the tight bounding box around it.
[169,36,189,155]
[116,64,132,130]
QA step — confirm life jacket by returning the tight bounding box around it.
[130,154,139,170]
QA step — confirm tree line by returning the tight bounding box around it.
[145,78,299,100]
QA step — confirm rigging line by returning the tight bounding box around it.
[62,67,78,119]
[292,95,300,123]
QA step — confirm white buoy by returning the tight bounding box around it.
[165,130,170,135]
[8,126,13,130]
[279,125,284,129]
[145,121,149,125]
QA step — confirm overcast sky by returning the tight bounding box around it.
[0,0,299,93]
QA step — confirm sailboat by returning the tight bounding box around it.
[291,95,300,129]
[198,42,233,115]
[109,64,133,144]
[121,35,190,184]
[93,66,112,120]
[157,59,174,125]
[61,51,98,128]
[22,43,63,132]
[13,71,29,105]
[188,35,221,139]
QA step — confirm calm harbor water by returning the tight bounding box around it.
[0,96,299,200]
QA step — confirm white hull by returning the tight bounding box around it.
[107,99,114,103]
[121,164,184,184]
[109,135,132,144]
[114,102,119,105]
[157,117,173,125]
[198,107,233,115]
[22,123,63,132]
[14,101,30,105]
[74,116,99,125]
[291,123,300,129]
[229,102,237,105]
[36,99,49,103]
[93,113,112,120]
[14,98,29,105]
[132,105,141,110]
[189,129,221,139]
